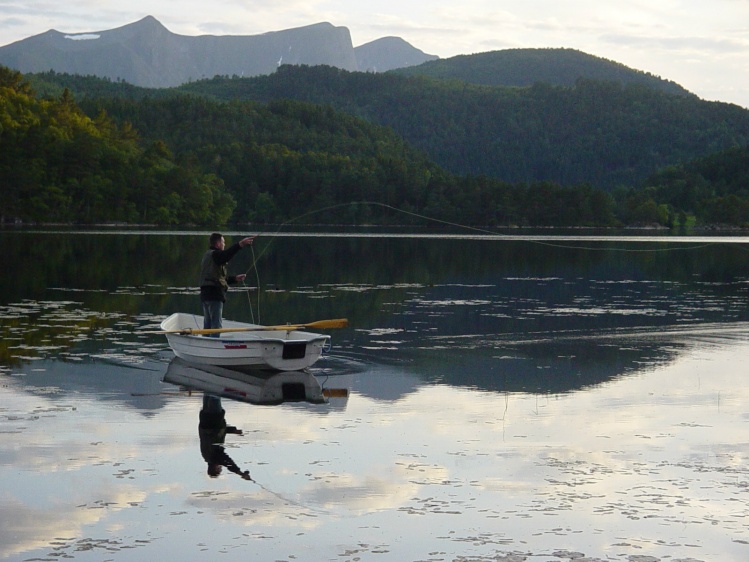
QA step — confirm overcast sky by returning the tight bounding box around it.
[1,1,748,108]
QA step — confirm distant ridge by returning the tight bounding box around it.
[355,37,438,72]
[0,16,433,87]
[0,18,691,97]
[394,48,694,97]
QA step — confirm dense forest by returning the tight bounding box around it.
[0,67,234,225]
[637,146,749,226]
[1,66,617,226]
[3,64,749,228]
[30,64,749,191]
[171,65,749,190]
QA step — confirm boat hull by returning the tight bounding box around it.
[160,313,330,371]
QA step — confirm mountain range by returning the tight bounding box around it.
[0,16,438,88]
[6,15,749,226]
[0,15,698,100]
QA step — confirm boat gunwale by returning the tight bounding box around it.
[160,312,331,344]
[165,332,331,345]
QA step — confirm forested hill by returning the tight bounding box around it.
[8,65,749,227]
[170,65,749,190]
[392,48,692,96]
[0,67,236,225]
[0,65,618,228]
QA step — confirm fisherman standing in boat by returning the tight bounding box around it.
[200,232,255,332]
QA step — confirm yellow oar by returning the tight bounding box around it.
[154,318,348,335]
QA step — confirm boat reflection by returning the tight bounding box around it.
[163,358,352,480]
[163,357,328,405]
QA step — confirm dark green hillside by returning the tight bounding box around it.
[81,94,445,224]
[0,67,235,225]
[28,71,153,100]
[392,48,692,97]
[84,94,618,228]
[639,146,749,226]
[5,66,619,228]
[18,66,749,228]
[174,65,749,190]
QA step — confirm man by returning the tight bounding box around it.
[199,232,255,331]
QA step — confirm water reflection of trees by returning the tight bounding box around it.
[402,337,687,395]
[6,232,747,296]
[4,232,748,381]
[0,301,124,365]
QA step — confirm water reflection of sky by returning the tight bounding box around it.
[3,233,749,560]
[2,333,749,561]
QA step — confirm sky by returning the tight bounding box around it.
[1,0,748,108]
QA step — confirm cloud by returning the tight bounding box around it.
[303,467,426,513]
[602,32,749,55]
[0,16,26,28]
[0,497,105,558]
[0,485,150,559]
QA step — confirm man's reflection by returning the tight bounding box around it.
[199,394,251,480]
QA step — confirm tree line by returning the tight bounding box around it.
[1,66,618,227]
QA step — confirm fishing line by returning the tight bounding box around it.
[246,475,331,515]
[237,199,726,320]
[242,199,721,264]
[357,201,718,253]
[240,244,261,323]
[240,201,369,322]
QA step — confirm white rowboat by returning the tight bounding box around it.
[160,313,331,371]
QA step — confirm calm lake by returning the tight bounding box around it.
[2,229,749,561]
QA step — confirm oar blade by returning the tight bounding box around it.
[262,318,349,331]
[305,318,349,330]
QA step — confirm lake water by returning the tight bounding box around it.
[2,230,749,561]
